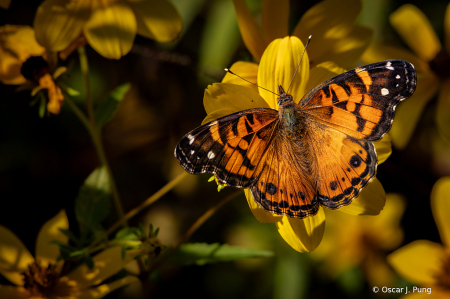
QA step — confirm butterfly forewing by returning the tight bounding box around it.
[300,60,416,141]
[175,108,278,187]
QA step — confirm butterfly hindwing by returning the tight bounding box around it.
[250,137,319,218]
[305,122,377,209]
[175,108,278,187]
[300,60,416,141]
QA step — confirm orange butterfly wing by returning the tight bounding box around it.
[175,108,278,187]
[249,135,319,218]
[300,60,416,141]
[299,60,416,209]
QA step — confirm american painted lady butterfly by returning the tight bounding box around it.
[175,60,416,218]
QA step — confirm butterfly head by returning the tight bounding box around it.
[277,85,294,107]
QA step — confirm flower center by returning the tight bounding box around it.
[20,56,49,83]
[429,49,450,79]
[22,260,60,295]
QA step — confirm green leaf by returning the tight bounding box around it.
[167,243,273,266]
[116,227,140,241]
[75,166,111,235]
[38,94,46,118]
[94,83,131,128]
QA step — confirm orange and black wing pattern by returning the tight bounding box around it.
[299,60,416,141]
[298,60,416,209]
[249,136,319,218]
[175,108,278,188]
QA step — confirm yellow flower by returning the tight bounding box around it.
[233,0,372,68]
[0,210,139,298]
[310,194,405,287]
[203,36,389,252]
[388,177,450,298]
[362,4,450,148]
[34,0,183,60]
[0,25,65,115]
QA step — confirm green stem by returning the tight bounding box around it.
[67,48,126,223]
[65,98,122,220]
[148,189,242,272]
[107,172,189,234]
[77,47,95,127]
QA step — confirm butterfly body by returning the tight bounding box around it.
[175,60,416,219]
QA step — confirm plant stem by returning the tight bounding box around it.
[107,172,189,234]
[77,47,95,127]
[68,48,126,223]
[149,189,242,272]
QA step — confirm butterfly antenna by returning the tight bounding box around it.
[287,35,312,94]
[224,68,279,96]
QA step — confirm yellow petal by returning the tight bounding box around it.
[362,43,428,73]
[0,226,34,286]
[275,208,325,252]
[34,0,91,52]
[222,61,259,93]
[0,285,29,299]
[370,193,405,250]
[436,79,450,139]
[304,61,345,94]
[35,210,68,270]
[244,188,280,223]
[0,0,11,9]
[79,275,140,299]
[390,4,441,61]
[130,0,182,42]
[445,3,450,52]
[64,246,139,289]
[0,25,46,84]
[431,176,450,248]
[389,72,439,149]
[309,26,373,69]
[84,1,137,59]
[292,0,361,66]
[232,0,267,61]
[261,0,289,43]
[374,133,392,164]
[203,83,269,116]
[388,240,445,285]
[258,36,309,109]
[338,177,385,215]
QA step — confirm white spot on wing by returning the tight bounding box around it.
[396,75,400,79]
[209,121,218,126]
[191,150,195,155]
[207,151,215,159]
[381,88,389,96]
[187,134,194,145]
[386,66,394,70]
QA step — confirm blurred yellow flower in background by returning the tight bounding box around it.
[34,0,183,60]
[0,25,46,85]
[203,36,389,253]
[0,25,65,115]
[0,0,10,9]
[363,4,450,148]
[311,194,405,287]
[388,177,450,298]
[233,0,372,68]
[0,210,139,298]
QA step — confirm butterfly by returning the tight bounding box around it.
[175,60,416,218]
